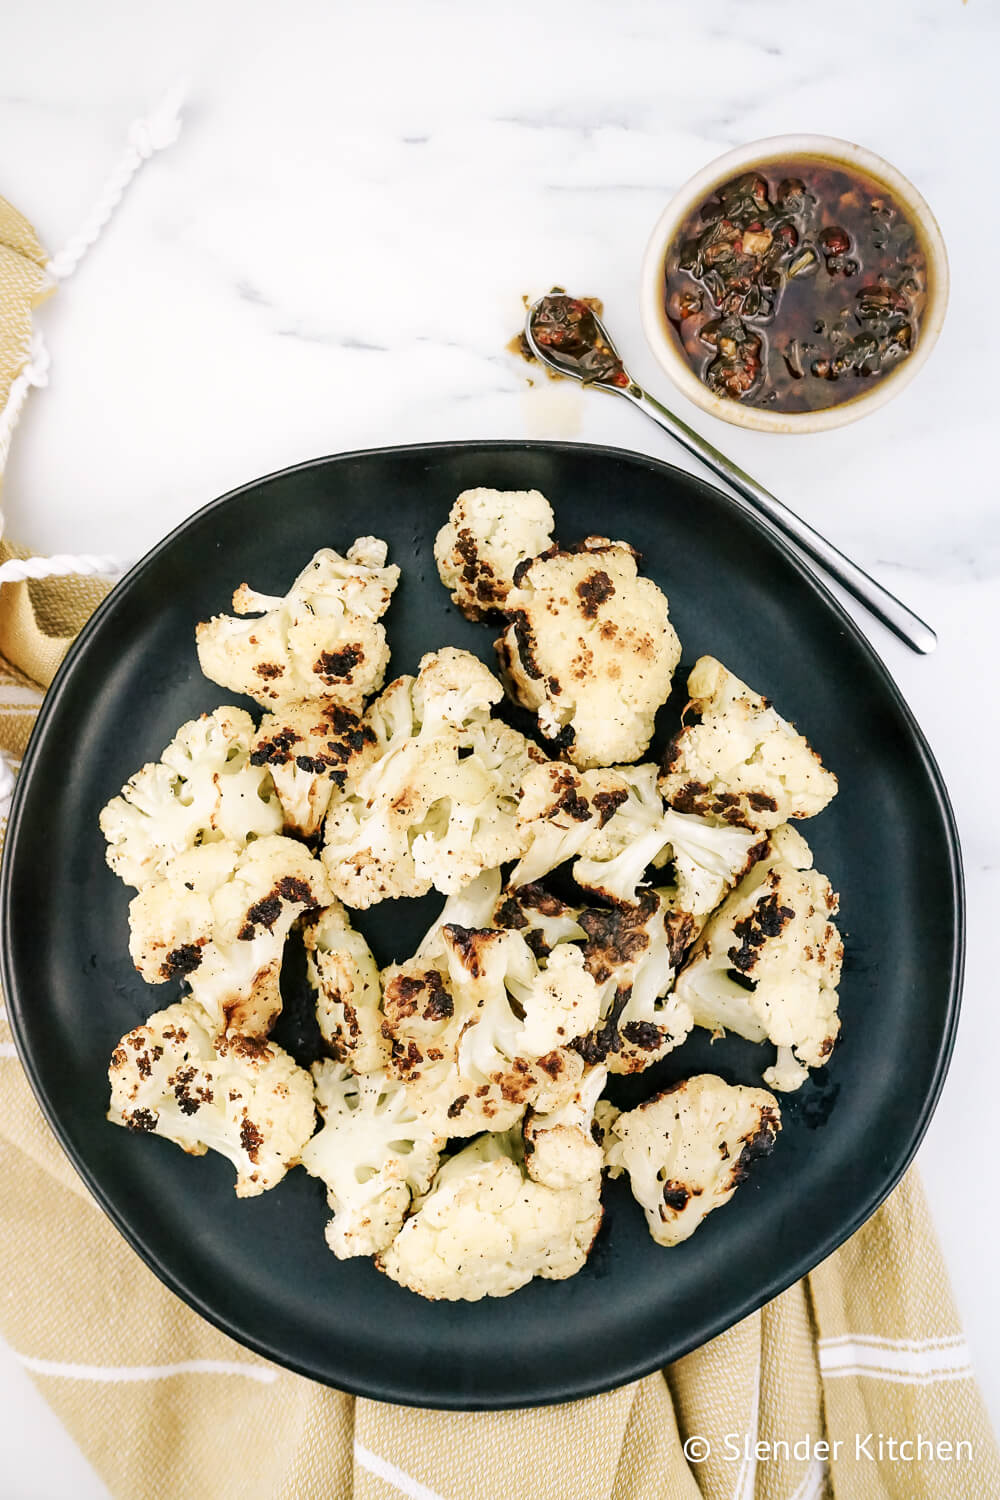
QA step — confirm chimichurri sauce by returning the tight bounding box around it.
[663,157,927,413]
[526,293,629,387]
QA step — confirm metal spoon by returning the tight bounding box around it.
[523,297,936,655]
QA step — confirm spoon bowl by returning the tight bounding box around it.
[523,295,635,392]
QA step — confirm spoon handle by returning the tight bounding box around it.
[622,384,936,655]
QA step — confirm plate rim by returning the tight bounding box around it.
[0,438,965,1408]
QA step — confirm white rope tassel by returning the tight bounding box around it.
[0,552,125,584]
[46,81,187,281]
[0,334,50,469]
[0,750,16,821]
[0,85,185,586]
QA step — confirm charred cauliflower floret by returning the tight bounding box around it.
[414,866,506,961]
[515,762,766,915]
[674,826,843,1092]
[574,890,695,1074]
[99,707,283,890]
[442,924,598,1097]
[381,894,526,1139]
[593,1097,620,1145]
[379,953,458,1082]
[250,701,376,838]
[381,908,592,1139]
[380,953,526,1140]
[107,1000,315,1197]
[376,1131,603,1301]
[496,538,681,768]
[196,539,400,711]
[388,872,587,1135]
[416,867,585,968]
[400,645,505,735]
[573,764,768,914]
[524,1064,607,1190]
[604,1074,780,1246]
[322,649,544,908]
[492,882,587,958]
[128,835,331,1037]
[300,1061,445,1259]
[510,761,630,888]
[302,901,386,1072]
[433,488,555,619]
[660,657,838,830]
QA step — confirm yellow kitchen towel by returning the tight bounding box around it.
[0,195,111,697]
[1,199,998,1500]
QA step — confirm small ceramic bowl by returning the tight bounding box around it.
[639,134,949,434]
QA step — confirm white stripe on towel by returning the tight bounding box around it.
[732,1355,761,1500]
[819,1332,967,1353]
[788,1455,829,1500]
[354,1441,449,1500]
[0,683,43,708]
[17,1354,278,1384]
[819,1336,972,1383]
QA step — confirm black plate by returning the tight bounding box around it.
[1,442,963,1409]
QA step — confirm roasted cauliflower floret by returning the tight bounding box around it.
[405,645,505,737]
[592,1097,620,1145]
[573,764,768,913]
[250,701,376,838]
[322,649,543,908]
[379,955,458,1076]
[107,1000,315,1197]
[196,540,400,711]
[443,924,598,1096]
[376,1131,603,1300]
[496,538,681,768]
[660,656,838,830]
[674,825,843,1091]
[510,762,629,888]
[574,890,695,1074]
[346,642,502,761]
[604,1075,780,1246]
[492,882,587,958]
[415,866,506,961]
[515,762,766,915]
[524,1064,607,1189]
[418,867,585,967]
[99,707,283,890]
[300,1061,445,1259]
[302,901,386,1072]
[381,911,592,1139]
[128,835,331,1037]
[433,487,555,619]
[380,947,523,1138]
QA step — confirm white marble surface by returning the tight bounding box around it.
[1,0,998,1493]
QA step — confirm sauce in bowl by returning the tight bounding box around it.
[663,157,928,414]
